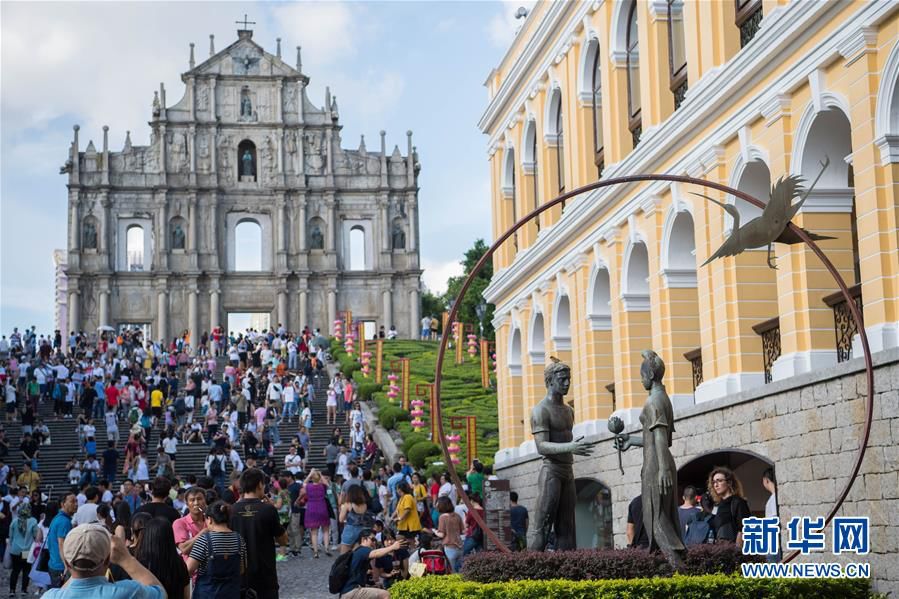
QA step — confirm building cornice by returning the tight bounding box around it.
[483,0,898,311]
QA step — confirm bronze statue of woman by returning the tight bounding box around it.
[615,350,686,570]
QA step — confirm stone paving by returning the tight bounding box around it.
[0,548,339,598]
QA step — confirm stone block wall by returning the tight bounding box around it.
[495,348,899,593]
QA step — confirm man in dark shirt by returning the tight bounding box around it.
[80,381,97,416]
[230,468,288,599]
[19,433,40,470]
[134,476,181,523]
[340,529,403,599]
[102,441,120,485]
[627,495,649,548]
[285,472,305,557]
[509,491,529,551]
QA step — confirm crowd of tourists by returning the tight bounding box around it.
[0,325,517,598]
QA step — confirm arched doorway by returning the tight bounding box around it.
[677,449,774,516]
[574,478,613,549]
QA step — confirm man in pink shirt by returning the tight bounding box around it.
[173,487,207,565]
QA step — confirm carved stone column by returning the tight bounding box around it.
[68,289,80,335]
[379,193,390,253]
[156,192,169,271]
[382,288,392,329]
[99,290,110,328]
[278,290,288,331]
[157,288,168,343]
[327,287,337,329]
[405,191,417,252]
[408,287,420,340]
[188,287,199,353]
[299,289,308,330]
[297,193,307,251]
[209,275,220,333]
[325,193,336,252]
[99,194,112,271]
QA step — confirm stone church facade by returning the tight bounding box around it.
[61,29,422,341]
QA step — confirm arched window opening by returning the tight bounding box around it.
[527,122,540,232]
[625,242,650,295]
[734,161,770,233]
[736,0,763,48]
[667,0,688,109]
[82,216,98,250]
[349,225,366,271]
[591,44,604,177]
[169,216,187,250]
[503,149,518,250]
[126,225,145,271]
[530,312,545,357]
[308,217,326,250]
[591,269,611,316]
[666,212,696,272]
[553,295,572,348]
[677,449,775,516]
[625,0,642,148]
[509,328,522,372]
[234,219,263,271]
[237,139,257,181]
[552,91,565,196]
[575,479,613,549]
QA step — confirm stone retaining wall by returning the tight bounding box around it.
[495,348,899,594]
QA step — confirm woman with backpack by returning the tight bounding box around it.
[432,495,464,573]
[339,485,373,554]
[707,466,751,545]
[187,501,246,599]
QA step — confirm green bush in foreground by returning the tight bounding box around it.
[389,574,871,599]
[406,441,441,469]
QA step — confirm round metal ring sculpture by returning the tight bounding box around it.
[432,174,873,561]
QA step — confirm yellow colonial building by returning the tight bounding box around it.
[482,0,899,464]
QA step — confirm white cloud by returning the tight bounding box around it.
[485,1,536,49]
[421,259,464,295]
[436,17,457,33]
[268,2,367,69]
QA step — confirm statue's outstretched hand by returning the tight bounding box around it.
[571,439,595,457]
[613,435,633,452]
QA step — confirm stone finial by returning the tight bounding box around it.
[102,126,109,152]
[209,34,215,56]
[331,95,339,120]
[124,130,132,151]
[189,42,195,69]
[359,135,366,153]
[406,130,413,154]
[296,46,302,71]
[325,86,331,112]
[276,38,282,59]
[380,130,386,153]
[152,91,161,117]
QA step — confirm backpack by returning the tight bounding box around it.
[209,456,224,476]
[328,549,354,594]
[684,513,713,546]
[174,398,186,416]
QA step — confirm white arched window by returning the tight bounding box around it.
[622,241,650,311]
[523,120,540,232]
[349,226,366,271]
[549,90,565,195]
[503,148,518,249]
[509,328,522,376]
[590,41,604,175]
[126,225,145,271]
[552,294,572,350]
[733,160,770,234]
[587,266,612,330]
[667,0,687,109]
[625,0,642,147]
[662,210,697,287]
[529,311,546,363]
[234,219,263,271]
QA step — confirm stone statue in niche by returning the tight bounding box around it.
[391,223,405,250]
[284,86,297,113]
[197,134,210,172]
[171,222,186,250]
[261,136,276,182]
[304,131,324,174]
[198,85,209,112]
[82,220,98,249]
[529,358,596,551]
[239,87,256,122]
[218,135,233,183]
[309,224,324,250]
[613,350,687,571]
[285,132,297,173]
[168,131,188,173]
[241,149,254,178]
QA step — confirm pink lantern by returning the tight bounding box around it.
[467,333,478,356]
[345,330,355,356]
[446,433,461,464]
[361,351,372,377]
[333,319,343,341]
[387,373,399,402]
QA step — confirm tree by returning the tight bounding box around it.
[444,239,495,340]
[421,289,445,333]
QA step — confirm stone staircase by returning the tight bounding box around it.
[5,358,351,498]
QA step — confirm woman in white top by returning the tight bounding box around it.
[284,447,303,476]
[438,472,457,505]
[349,402,364,429]
[325,386,338,425]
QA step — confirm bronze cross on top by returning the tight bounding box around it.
[235,14,256,29]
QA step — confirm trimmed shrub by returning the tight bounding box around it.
[406,441,441,469]
[378,406,409,430]
[461,545,761,582]
[356,382,383,401]
[398,433,427,450]
[390,574,870,599]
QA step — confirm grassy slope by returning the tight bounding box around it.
[337,339,498,467]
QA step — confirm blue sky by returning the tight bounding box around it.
[1,1,528,333]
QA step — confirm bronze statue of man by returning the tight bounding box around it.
[529,358,594,551]
[615,350,686,570]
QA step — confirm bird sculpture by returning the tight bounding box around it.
[695,157,832,269]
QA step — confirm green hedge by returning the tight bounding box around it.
[356,382,383,401]
[389,574,871,599]
[378,406,409,430]
[406,441,441,469]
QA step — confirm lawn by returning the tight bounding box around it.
[331,338,498,471]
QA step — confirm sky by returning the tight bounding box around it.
[0,0,530,333]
